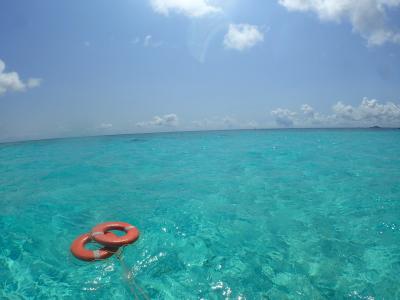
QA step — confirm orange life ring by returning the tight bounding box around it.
[70,232,117,261]
[91,221,140,247]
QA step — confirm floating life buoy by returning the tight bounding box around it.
[70,232,117,261]
[91,221,140,247]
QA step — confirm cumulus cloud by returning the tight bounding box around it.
[271,98,400,127]
[300,104,333,125]
[278,0,400,46]
[271,108,297,127]
[333,98,400,124]
[0,59,41,96]
[149,0,221,17]
[301,104,315,118]
[137,113,179,128]
[223,24,264,51]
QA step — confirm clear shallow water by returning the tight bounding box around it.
[0,129,399,299]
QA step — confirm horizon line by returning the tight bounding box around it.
[1,126,399,145]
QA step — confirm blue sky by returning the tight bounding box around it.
[1,0,400,141]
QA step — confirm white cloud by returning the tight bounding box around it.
[301,104,315,118]
[271,108,297,127]
[137,113,179,128]
[271,98,400,127]
[223,24,264,51]
[0,59,41,96]
[333,98,400,124]
[300,104,333,125]
[150,0,221,17]
[278,0,400,46]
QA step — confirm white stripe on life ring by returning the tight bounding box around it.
[93,250,101,259]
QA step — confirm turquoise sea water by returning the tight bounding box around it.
[1,129,399,299]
